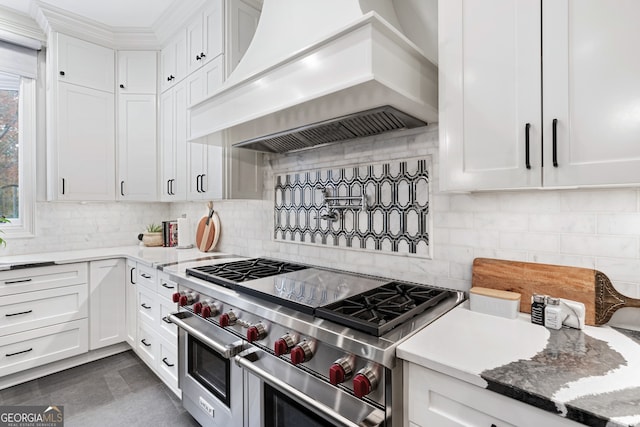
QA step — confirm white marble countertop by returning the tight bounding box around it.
[0,245,225,270]
[397,305,640,426]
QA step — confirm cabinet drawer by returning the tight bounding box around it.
[136,321,157,368]
[157,337,178,389]
[157,272,177,301]
[159,299,178,341]
[405,363,580,427]
[0,284,88,337]
[0,263,88,297]
[136,264,156,290]
[137,285,157,325]
[0,319,88,377]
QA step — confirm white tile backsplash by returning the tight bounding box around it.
[5,125,640,329]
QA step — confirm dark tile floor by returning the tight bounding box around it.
[0,350,200,427]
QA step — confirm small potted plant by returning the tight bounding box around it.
[142,223,163,247]
[0,216,9,247]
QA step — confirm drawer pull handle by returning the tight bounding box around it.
[161,282,175,290]
[4,278,33,285]
[162,357,175,367]
[141,303,152,309]
[141,273,152,279]
[6,310,33,317]
[162,316,172,324]
[141,339,151,347]
[6,348,33,357]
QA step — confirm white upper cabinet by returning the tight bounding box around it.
[117,50,158,94]
[187,137,224,200]
[160,30,187,92]
[226,0,261,75]
[439,0,541,191]
[53,81,115,201]
[160,81,188,201]
[56,33,114,93]
[542,0,640,187]
[186,55,224,108]
[116,51,158,201]
[186,0,224,74]
[439,0,640,191]
[48,33,116,201]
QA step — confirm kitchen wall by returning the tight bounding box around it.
[3,202,170,255]
[5,125,639,330]
[172,125,640,330]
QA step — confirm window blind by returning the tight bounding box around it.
[0,40,37,78]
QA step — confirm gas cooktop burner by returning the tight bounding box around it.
[315,282,451,337]
[186,258,309,288]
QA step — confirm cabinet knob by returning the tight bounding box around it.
[59,71,65,76]
[200,52,206,59]
[119,84,125,89]
[196,54,201,61]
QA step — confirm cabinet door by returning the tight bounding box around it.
[56,82,115,200]
[543,0,640,187]
[187,0,224,74]
[117,94,157,201]
[125,261,136,348]
[89,259,125,350]
[186,54,225,106]
[160,30,187,92]
[188,139,224,200]
[118,50,157,94]
[438,0,541,191]
[56,33,114,93]
[227,0,261,74]
[160,82,188,201]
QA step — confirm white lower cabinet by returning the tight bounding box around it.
[125,260,137,347]
[404,362,581,427]
[0,263,90,377]
[131,268,180,396]
[0,319,89,377]
[89,259,126,350]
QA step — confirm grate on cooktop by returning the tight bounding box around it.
[186,258,309,289]
[315,282,451,336]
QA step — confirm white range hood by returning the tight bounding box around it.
[189,0,438,153]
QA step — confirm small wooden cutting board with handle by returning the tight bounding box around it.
[195,202,218,252]
[472,258,640,325]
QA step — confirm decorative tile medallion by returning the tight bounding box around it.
[274,157,431,257]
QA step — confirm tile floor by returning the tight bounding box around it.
[0,350,200,427]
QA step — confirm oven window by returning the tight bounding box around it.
[188,335,231,407]
[264,383,335,427]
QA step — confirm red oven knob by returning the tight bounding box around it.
[352,366,379,399]
[219,311,237,327]
[172,292,181,303]
[290,341,313,365]
[329,356,353,385]
[274,334,296,356]
[178,295,188,306]
[247,323,267,342]
[192,302,203,314]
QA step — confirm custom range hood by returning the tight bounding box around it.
[189,0,438,153]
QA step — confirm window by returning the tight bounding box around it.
[0,41,37,238]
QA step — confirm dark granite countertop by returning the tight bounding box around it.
[397,306,640,426]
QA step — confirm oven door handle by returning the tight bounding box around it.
[235,350,385,427]
[169,313,243,359]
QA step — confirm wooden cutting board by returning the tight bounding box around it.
[195,202,218,252]
[472,258,640,325]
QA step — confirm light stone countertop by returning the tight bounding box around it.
[0,245,232,270]
[397,305,640,427]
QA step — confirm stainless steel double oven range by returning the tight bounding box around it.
[168,258,464,427]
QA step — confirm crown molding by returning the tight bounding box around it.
[32,1,160,50]
[0,5,45,48]
[152,0,207,45]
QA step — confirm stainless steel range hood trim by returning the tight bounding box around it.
[188,12,438,147]
[233,106,427,153]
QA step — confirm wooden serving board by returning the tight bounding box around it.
[472,258,640,325]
